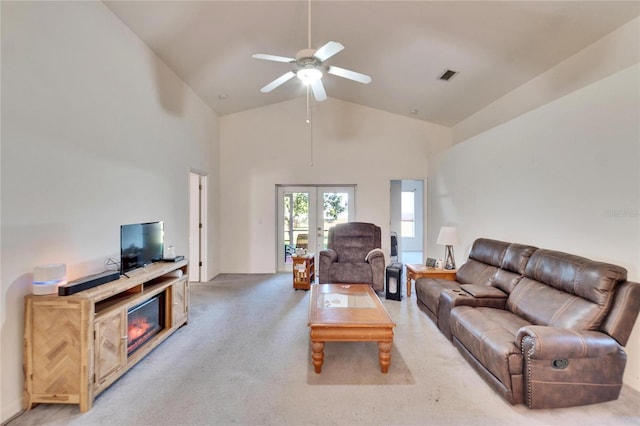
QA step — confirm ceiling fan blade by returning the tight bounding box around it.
[313,41,344,62]
[260,71,296,93]
[327,66,372,84]
[310,79,327,102]
[252,53,295,63]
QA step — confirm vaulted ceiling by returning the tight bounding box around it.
[104,1,639,127]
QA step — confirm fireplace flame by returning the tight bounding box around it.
[128,318,153,341]
[126,294,164,356]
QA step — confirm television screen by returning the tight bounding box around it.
[120,222,164,274]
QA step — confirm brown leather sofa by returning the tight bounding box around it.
[415,238,640,408]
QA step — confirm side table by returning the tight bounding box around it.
[292,253,315,290]
[405,264,457,297]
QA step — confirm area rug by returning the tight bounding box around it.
[306,341,415,385]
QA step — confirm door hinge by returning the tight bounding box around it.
[199,223,203,229]
[199,261,203,267]
[199,184,203,190]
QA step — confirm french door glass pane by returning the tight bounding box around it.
[321,191,350,250]
[283,192,309,264]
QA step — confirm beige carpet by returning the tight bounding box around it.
[7,273,640,426]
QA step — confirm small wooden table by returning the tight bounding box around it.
[308,283,395,373]
[405,264,457,297]
[292,253,315,290]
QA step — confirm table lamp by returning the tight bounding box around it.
[437,226,459,270]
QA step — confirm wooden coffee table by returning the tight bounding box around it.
[307,283,395,373]
[405,264,457,297]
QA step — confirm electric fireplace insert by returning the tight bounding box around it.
[127,293,166,356]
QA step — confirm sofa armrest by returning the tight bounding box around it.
[516,326,620,359]
[366,250,386,293]
[319,249,337,263]
[365,248,384,263]
[517,325,626,408]
[460,284,507,299]
[318,249,337,284]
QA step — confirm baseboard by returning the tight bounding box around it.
[1,399,24,425]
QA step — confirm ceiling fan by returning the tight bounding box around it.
[252,2,371,102]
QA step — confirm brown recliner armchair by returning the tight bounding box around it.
[318,222,385,292]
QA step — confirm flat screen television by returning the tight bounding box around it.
[120,221,164,275]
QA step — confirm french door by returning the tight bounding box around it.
[277,185,355,272]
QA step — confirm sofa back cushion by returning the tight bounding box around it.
[328,222,381,264]
[456,239,510,285]
[456,260,499,286]
[469,238,510,266]
[507,250,627,330]
[492,243,538,294]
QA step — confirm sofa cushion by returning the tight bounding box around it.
[456,238,511,286]
[456,260,498,285]
[508,279,607,330]
[502,244,538,275]
[468,238,510,266]
[335,237,377,263]
[451,306,530,388]
[492,270,524,294]
[415,278,461,317]
[489,243,537,294]
[329,263,373,284]
[329,222,381,264]
[507,250,628,330]
[524,250,627,304]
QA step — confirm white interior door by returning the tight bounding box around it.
[277,185,355,272]
[390,179,424,265]
[189,172,208,282]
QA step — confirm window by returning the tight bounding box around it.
[401,191,415,238]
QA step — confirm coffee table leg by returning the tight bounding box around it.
[378,341,392,373]
[312,341,324,373]
[406,273,412,297]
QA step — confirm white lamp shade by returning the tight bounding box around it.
[437,226,459,246]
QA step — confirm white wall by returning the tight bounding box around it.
[427,63,640,389]
[219,97,451,273]
[0,2,220,421]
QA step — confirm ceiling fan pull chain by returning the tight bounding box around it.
[309,117,314,167]
[307,0,312,49]
[309,107,314,167]
[306,86,311,124]
[307,86,314,166]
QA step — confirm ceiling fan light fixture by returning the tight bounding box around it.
[297,66,323,85]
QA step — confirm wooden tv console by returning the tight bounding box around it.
[23,260,189,412]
